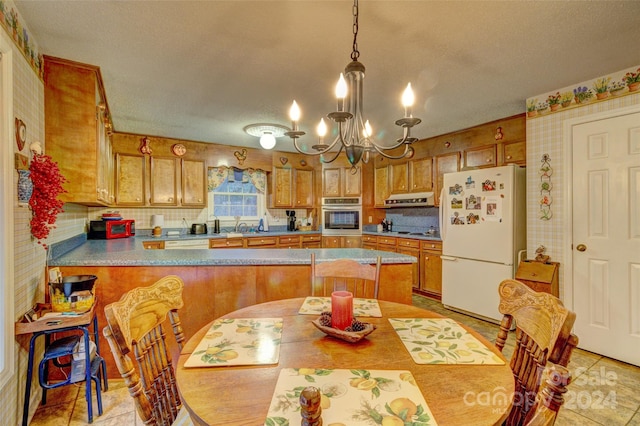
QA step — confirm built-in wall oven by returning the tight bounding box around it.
[321,197,362,236]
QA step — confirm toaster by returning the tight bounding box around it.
[191,223,208,235]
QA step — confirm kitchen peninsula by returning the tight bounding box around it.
[48,235,416,378]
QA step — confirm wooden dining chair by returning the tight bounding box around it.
[524,363,572,426]
[310,252,382,298]
[495,279,579,426]
[103,275,192,426]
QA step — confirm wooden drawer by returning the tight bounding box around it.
[278,235,301,245]
[209,238,243,248]
[302,234,321,243]
[421,240,442,252]
[515,260,559,297]
[378,236,397,247]
[362,235,377,244]
[397,238,420,249]
[245,236,278,247]
[143,241,164,250]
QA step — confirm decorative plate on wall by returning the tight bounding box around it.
[172,143,186,156]
[15,118,26,151]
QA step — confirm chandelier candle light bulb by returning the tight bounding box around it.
[331,291,353,331]
[402,83,415,118]
[336,73,347,111]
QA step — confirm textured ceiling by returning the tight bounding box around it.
[15,1,640,153]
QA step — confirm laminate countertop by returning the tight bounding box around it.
[48,235,418,267]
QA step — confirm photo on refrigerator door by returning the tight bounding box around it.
[451,212,465,225]
[482,196,502,222]
[466,213,479,224]
[466,195,481,210]
[449,183,463,195]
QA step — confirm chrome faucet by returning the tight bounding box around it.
[237,222,248,233]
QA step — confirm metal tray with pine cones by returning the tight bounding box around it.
[311,318,376,343]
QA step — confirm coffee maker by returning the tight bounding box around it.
[286,210,296,231]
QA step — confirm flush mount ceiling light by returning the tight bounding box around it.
[244,123,290,150]
[284,0,421,167]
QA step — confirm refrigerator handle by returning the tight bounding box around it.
[439,188,447,241]
[441,256,457,262]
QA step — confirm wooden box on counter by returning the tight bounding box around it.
[515,260,559,297]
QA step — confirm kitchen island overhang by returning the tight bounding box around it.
[48,241,416,379]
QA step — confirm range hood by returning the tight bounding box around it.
[383,192,435,208]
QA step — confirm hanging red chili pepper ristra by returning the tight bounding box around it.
[28,153,67,248]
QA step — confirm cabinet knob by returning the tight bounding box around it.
[506,155,512,160]
[424,256,429,260]
[486,158,491,162]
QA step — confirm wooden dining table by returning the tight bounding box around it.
[176,298,515,426]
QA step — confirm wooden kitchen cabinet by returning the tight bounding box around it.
[181,159,207,206]
[271,167,313,208]
[115,154,204,208]
[420,240,442,298]
[279,235,301,248]
[390,163,409,194]
[501,140,526,165]
[272,167,292,208]
[434,152,460,206]
[322,166,361,197]
[374,165,390,207]
[294,169,314,207]
[301,234,322,248]
[397,238,420,289]
[463,144,497,169]
[377,235,397,251]
[115,153,146,206]
[362,235,377,250]
[322,236,361,248]
[150,157,178,206]
[44,56,114,206]
[409,157,433,193]
[322,236,342,248]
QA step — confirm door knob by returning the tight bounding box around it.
[576,244,587,252]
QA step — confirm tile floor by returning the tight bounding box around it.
[29,294,640,425]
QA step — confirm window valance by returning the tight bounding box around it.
[207,167,267,194]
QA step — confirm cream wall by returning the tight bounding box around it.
[1,22,47,426]
[526,73,640,301]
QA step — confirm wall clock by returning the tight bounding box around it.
[15,118,26,151]
[172,143,186,156]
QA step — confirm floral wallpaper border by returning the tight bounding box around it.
[0,0,44,80]
[526,65,640,119]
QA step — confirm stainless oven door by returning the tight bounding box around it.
[321,206,362,236]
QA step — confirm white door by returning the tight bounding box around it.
[572,111,640,366]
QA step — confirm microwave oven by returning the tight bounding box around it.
[88,219,135,239]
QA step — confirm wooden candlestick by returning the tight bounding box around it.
[331,291,353,330]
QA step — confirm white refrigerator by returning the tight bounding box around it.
[440,164,526,322]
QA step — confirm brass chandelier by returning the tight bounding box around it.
[285,0,422,167]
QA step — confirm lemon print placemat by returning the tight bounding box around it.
[389,318,505,365]
[298,297,382,317]
[265,368,437,426]
[184,318,282,367]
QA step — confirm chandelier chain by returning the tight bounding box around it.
[351,0,359,61]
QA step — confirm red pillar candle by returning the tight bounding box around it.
[331,291,353,330]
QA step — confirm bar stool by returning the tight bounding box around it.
[21,304,108,426]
